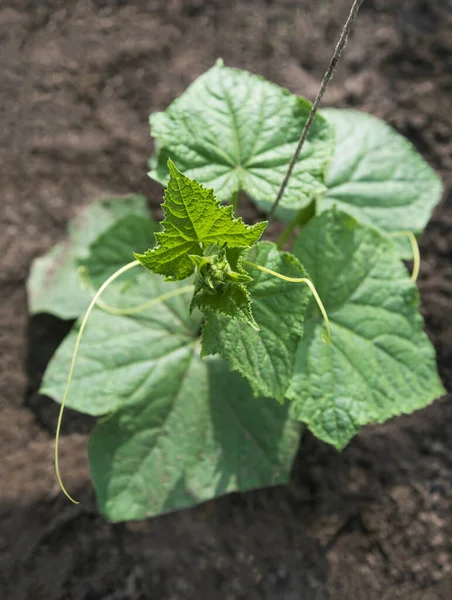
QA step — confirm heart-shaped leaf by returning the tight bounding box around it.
[320,109,443,258]
[149,62,335,221]
[288,209,445,448]
[81,214,160,289]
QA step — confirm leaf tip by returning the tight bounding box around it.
[133,251,151,271]
[249,321,260,332]
[166,157,177,175]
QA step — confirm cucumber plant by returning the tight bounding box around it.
[28,62,444,522]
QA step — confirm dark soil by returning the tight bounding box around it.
[1,1,452,598]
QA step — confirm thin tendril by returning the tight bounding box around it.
[268,0,364,221]
[78,266,194,316]
[55,259,141,504]
[244,261,331,344]
[388,231,420,283]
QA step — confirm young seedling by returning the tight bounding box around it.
[53,161,332,503]
[29,2,444,521]
[45,151,442,517]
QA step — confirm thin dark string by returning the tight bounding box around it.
[268,0,365,220]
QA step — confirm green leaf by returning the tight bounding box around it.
[135,160,267,280]
[190,246,258,331]
[202,242,311,401]
[320,109,443,258]
[149,62,335,221]
[27,195,150,319]
[90,360,300,521]
[288,209,445,449]
[80,214,160,289]
[41,272,300,521]
[41,274,199,416]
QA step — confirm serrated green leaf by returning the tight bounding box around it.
[320,109,443,258]
[193,282,256,331]
[80,214,160,289]
[27,195,150,319]
[202,241,311,401]
[135,160,267,280]
[288,209,445,449]
[41,270,300,521]
[149,63,335,221]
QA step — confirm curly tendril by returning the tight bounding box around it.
[56,261,193,504]
[388,231,420,283]
[78,266,194,317]
[243,261,331,344]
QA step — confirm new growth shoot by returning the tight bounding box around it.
[55,162,333,502]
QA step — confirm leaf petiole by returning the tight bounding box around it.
[243,260,331,344]
[276,200,316,250]
[230,190,240,212]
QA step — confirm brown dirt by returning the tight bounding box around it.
[1,1,452,598]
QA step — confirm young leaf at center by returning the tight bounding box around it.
[135,160,267,280]
[190,245,258,331]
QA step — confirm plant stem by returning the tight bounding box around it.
[276,200,316,249]
[276,215,299,250]
[268,0,364,221]
[231,190,240,212]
